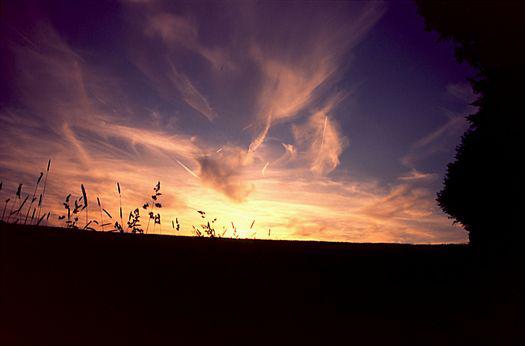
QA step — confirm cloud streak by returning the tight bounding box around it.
[167,58,218,121]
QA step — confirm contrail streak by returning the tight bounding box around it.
[4,23,41,52]
[174,158,199,178]
[249,115,272,153]
[261,162,269,176]
[320,115,328,152]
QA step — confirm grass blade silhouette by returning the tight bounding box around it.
[11,195,28,218]
[45,212,50,226]
[81,184,88,226]
[103,208,113,219]
[24,172,43,225]
[145,181,162,234]
[1,198,9,222]
[37,160,51,221]
[7,184,22,222]
[36,212,46,226]
[35,194,42,225]
[97,197,105,231]
[117,182,123,229]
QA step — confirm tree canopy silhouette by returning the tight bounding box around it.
[416,1,525,248]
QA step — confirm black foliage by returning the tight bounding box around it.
[127,208,143,234]
[416,1,525,249]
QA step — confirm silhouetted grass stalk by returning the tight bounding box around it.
[36,211,46,226]
[45,211,50,226]
[24,172,43,224]
[7,184,23,223]
[9,184,22,221]
[34,194,42,225]
[37,160,51,222]
[145,181,162,234]
[115,182,124,231]
[2,198,9,222]
[0,164,265,240]
[12,195,28,222]
[97,197,105,231]
[81,184,88,226]
[148,204,155,234]
[0,181,5,221]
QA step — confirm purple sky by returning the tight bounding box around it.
[0,0,475,242]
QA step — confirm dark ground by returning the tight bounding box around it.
[1,223,524,345]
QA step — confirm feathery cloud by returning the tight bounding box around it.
[196,146,254,202]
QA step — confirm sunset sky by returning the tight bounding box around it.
[0,0,475,243]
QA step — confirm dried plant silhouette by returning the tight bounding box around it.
[81,184,88,226]
[36,160,51,221]
[2,164,267,239]
[1,198,9,222]
[1,161,278,241]
[116,182,123,231]
[58,192,85,229]
[144,181,162,234]
[23,172,42,225]
[192,210,216,237]
[127,208,143,234]
[171,218,180,232]
[7,184,21,223]
[0,181,8,222]
[97,197,103,230]
[10,184,28,224]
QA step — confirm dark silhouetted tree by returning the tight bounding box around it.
[416,1,525,248]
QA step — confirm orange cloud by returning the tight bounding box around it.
[291,103,348,175]
[197,146,254,202]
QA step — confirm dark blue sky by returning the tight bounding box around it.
[338,1,474,184]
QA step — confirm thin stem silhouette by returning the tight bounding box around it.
[97,197,105,231]
[81,184,88,226]
[24,172,43,224]
[37,160,51,222]
[117,182,123,229]
[1,199,9,222]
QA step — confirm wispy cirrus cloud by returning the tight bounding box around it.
[291,103,348,175]
[401,82,477,169]
[247,2,386,153]
[142,12,224,121]
[401,112,468,168]
[166,58,218,122]
[0,1,468,243]
[146,12,231,70]
[446,82,477,103]
[132,48,218,122]
[398,169,438,182]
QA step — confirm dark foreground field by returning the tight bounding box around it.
[1,224,524,345]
